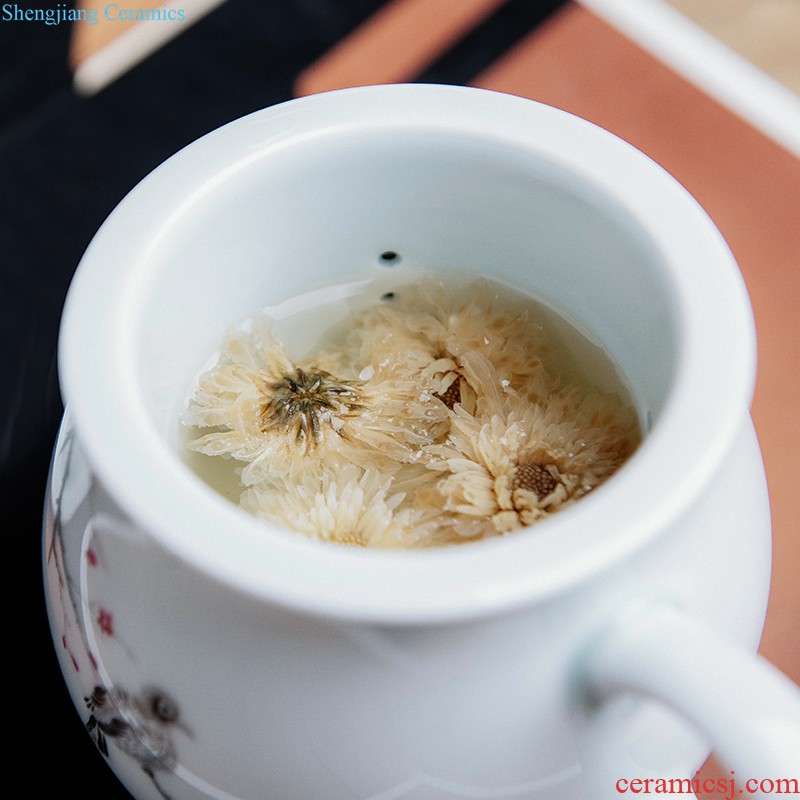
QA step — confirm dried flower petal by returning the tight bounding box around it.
[241,463,437,548]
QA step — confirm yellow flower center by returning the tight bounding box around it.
[512,461,558,502]
[435,376,462,409]
[259,368,363,447]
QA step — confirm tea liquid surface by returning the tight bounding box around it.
[181,272,641,546]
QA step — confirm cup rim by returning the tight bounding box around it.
[59,84,756,624]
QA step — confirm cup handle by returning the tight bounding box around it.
[580,603,800,790]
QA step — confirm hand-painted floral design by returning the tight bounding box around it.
[96,607,114,636]
[85,684,187,800]
[44,423,191,800]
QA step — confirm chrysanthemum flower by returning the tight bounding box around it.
[183,315,447,485]
[240,463,438,548]
[420,388,640,539]
[183,278,641,548]
[347,279,558,413]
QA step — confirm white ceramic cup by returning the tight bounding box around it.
[45,85,800,800]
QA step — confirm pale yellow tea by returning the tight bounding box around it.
[182,276,641,547]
